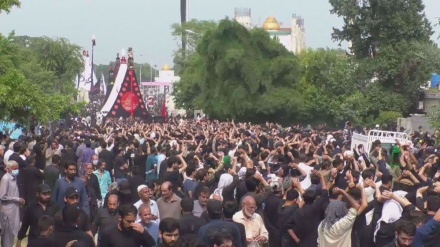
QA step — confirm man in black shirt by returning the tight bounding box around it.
[155,218,181,247]
[100,204,156,247]
[27,215,54,247]
[17,183,60,246]
[54,187,93,238]
[48,205,95,247]
[92,194,119,246]
[178,197,206,236]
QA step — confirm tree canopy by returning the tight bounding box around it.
[0,33,83,125]
[173,19,305,123]
[0,0,20,14]
[326,0,436,123]
[171,19,218,74]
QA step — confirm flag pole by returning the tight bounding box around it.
[91,35,96,90]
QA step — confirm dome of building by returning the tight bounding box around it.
[262,16,280,31]
[162,64,171,71]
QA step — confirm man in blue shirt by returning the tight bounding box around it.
[138,204,160,245]
[146,148,158,182]
[52,161,90,215]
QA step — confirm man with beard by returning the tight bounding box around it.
[52,161,90,215]
[383,220,416,247]
[100,204,156,247]
[92,194,120,246]
[54,187,93,238]
[48,205,95,247]
[16,184,60,247]
[233,196,268,247]
[154,218,180,247]
[198,200,243,247]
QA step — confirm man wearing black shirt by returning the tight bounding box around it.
[17,184,60,246]
[155,218,181,247]
[44,154,61,190]
[178,197,206,236]
[21,155,45,206]
[92,194,119,246]
[27,215,54,247]
[100,204,156,247]
[98,142,114,177]
[48,205,95,247]
[54,187,93,238]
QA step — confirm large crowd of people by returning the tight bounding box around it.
[0,117,439,247]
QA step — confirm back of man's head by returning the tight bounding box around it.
[62,205,80,226]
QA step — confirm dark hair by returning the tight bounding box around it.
[198,186,210,197]
[13,142,22,153]
[427,195,440,212]
[395,219,416,237]
[408,210,428,226]
[332,159,343,168]
[212,232,233,246]
[180,197,194,213]
[119,204,138,218]
[245,178,257,192]
[381,174,393,184]
[185,166,196,177]
[52,154,61,165]
[64,160,76,170]
[159,217,180,233]
[286,189,299,201]
[97,159,106,167]
[62,205,80,226]
[361,169,375,180]
[303,190,317,204]
[37,215,54,233]
[146,180,156,190]
[222,201,237,219]
[195,169,208,181]
[351,170,360,180]
[167,156,179,168]
[310,173,320,185]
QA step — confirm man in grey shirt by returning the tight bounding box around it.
[193,186,209,217]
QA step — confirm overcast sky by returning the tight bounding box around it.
[1,0,439,67]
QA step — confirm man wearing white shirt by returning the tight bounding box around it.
[298,162,314,190]
[156,148,166,176]
[134,185,160,224]
[3,142,14,163]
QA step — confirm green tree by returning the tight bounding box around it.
[0,34,82,125]
[171,19,218,74]
[0,0,20,14]
[329,0,434,115]
[298,48,362,124]
[329,0,432,58]
[29,36,83,95]
[174,19,305,122]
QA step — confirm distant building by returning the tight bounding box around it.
[420,73,440,113]
[234,8,252,29]
[261,15,306,54]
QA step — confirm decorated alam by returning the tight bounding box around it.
[3,1,440,247]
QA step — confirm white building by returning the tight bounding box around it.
[262,15,306,54]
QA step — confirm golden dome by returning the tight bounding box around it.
[162,64,171,71]
[262,16,280,31]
